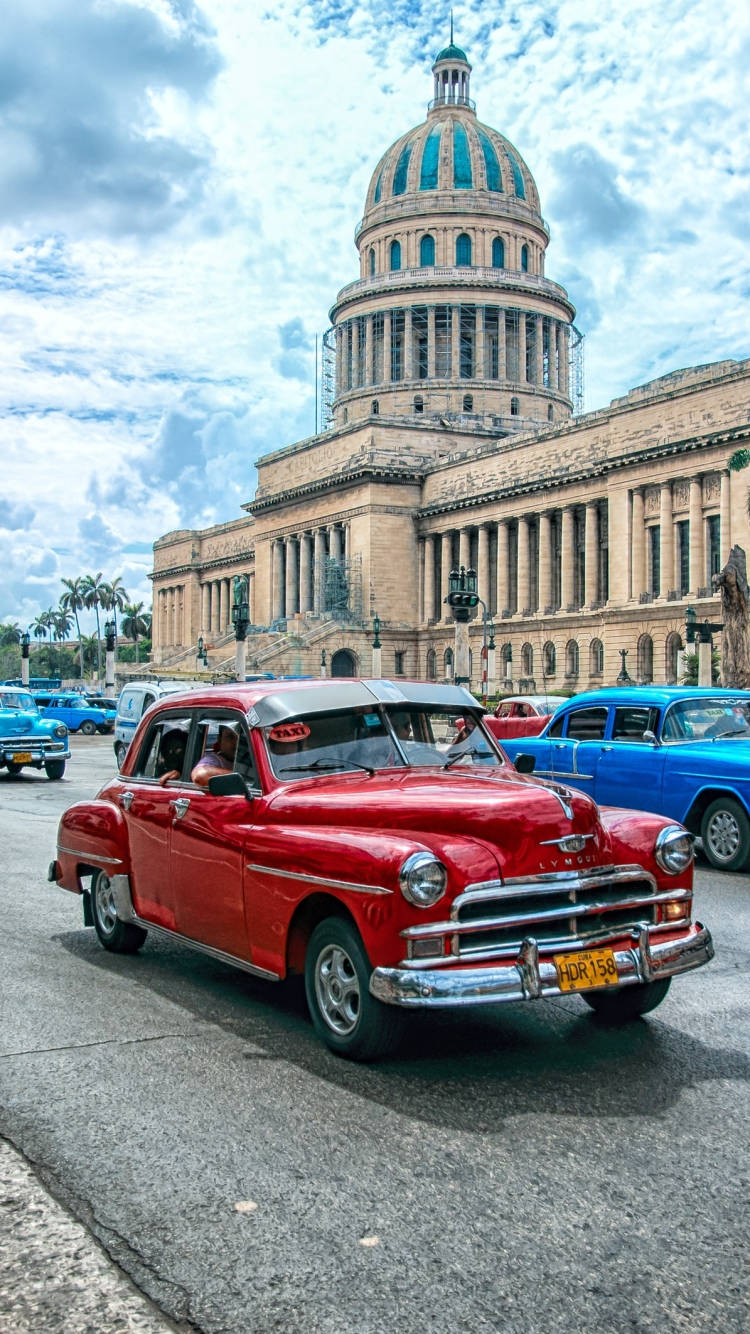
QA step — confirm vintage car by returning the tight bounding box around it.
[485,694,561,742]
[50,679,713,1060]
[501,686,750,872]
[36,691,116,735]
[0,687,70,779]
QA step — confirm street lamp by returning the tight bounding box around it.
[686,605,722,685]
[231,576,251,681]
[445,566,479,686]
[20,630,31,688]
[104,619,116,697]
[372,613,381,648]
[371,613,382,677]
[196,634,208,670]
[320,649,327,679]
[616,648,633,685]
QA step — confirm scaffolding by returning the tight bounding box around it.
[321,326,336,429]
[570,324,585,415]
[317,553,364,624]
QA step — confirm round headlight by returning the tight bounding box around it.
[54,724,68,739]
[399,852,447,908]
[655,826,694,874]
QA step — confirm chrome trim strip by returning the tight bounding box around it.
[452,866,656,917]
[371,923,714,1008]
[400,915,693,968]
[246,863,392,895]
[57,844,123,866]
[401,886,687,941]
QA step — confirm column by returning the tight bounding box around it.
[518,313,527,384]
[451,304,460,380]
[689,476,704,592]
[313,529,327,613]
[364,314,373,385]
[351,318,361,388]
[659,483,674,598]
[383,310,392,383]
[584,502,599,606]
[720,469,731,563]
[553,322,561,392]
[272,540,284,620]
[561,326,570,398]
[496,521,509,615]
[404,309,413,380]
[330,525,343,563]
[285,538,299,616]
[533,315,544,386]
[201,583,209,634]
[423,535,436,623]
[497,308,506,380]
[427,306,436,378]
[517,516,531,613]
[561,506,575,610]
[477,525,490,610]
[631,489,646,600]
[218,578,226,633]
[539,512,553,612]
[248,572,255,624]
[335,325,344,396]
[459,527,471,572]
[224,578,232,631]
[441,531,453,623]
[299,533,313,613]
[476,307,486,380]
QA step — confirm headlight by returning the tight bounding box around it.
[399,852,447,908]
[655,826,694,874]
[54,724,68,739]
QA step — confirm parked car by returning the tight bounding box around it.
[501,686,750,871]
[485,694,561,742]
[39,691,116,735]
[0,687,69,779]
[50,679,713,1060]
[114,680,194,767]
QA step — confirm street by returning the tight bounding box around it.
[1,735,749,1334]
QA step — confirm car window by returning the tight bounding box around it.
[565,707,608,741]
[191,714,258,786]
[134,717,192,781]
[612,706,660,742]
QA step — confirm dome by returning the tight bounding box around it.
[433,42,469,64]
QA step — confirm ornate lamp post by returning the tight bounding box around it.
[616,648,633,686]
[104,619,116,696]
[486,619,496,699]
[371,613,382,677]
[445,566,478,686]
[686,605,722,686]
[20,630,31,689]
[231,576,250,681]
[320,649,327,679]
[196,634,208,672]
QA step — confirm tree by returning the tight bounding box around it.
[60,577,87,680]
[0,622,22,647]
[32,611,51,643]
[101,577,128,661]
[82,571,107,677]
[121,602,150,664]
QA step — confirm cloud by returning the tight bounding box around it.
[0,498,35,529]
[548,143,645,245]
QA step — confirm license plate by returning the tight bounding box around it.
[9,752,32,764]
[554,948,618,992]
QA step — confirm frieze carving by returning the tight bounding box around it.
[703,473,720,502]
[673,480,690,510]
[644,486,660,515]
[202,536,255,560]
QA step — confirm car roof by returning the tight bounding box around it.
[150,677,479,726]
[555,686,750,708]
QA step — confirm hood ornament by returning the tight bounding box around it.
[540,833,594,853]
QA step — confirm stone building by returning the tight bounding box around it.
[150,41,750,690]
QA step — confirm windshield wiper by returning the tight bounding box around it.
[281,758,376,776]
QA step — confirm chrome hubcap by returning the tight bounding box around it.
[707,810,741,861]
[95,875,118,934]
[315,944,360,1036]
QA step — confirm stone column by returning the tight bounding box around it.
[423,535,436,623]
[459,527,471,572]
[383,310,392,383]
[272,540,284,620]
[248,572,255,624]
[518,312,527,383]
[539,511,553,612]
[561,506,575,610]
[561,325,570,398]
[364,314,373,385]
[313,529,327,613]
[335,325,343,397]
[404,309,413,380]
[631,489,646,600]
[517,516,531,613]
[441,531,453,623]
[427,306,436,378]
[476,307,486,380]
[351,318,361,388]
[451,304,460,380]
[659,483,674,598]
[477,525,490,610]
[689,476,704,592]
[200,583,209,634]
[330,525,343,563]
[497,309,506,381]
[299,533,313,613]
[720,469,731,562]
[496,521,509,615]
[584,502,599,606]
[533,315,544,386]
[285,538,299,616]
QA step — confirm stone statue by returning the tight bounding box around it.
[714,545,750,688]
[233,574,249,607]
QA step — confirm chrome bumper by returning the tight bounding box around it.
[369,923,714,1009]
[2,743,70,763]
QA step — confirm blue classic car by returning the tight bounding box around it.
[0,688,70,779]
[37,691,116,735]
[501,686,750,872]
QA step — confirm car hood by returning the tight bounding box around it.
[266,768,607,878]
[664,736,750,770]
[0,707,45,734]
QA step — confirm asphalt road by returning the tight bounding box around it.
[1,735,748,1334]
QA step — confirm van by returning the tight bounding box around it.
[114,681,194,767]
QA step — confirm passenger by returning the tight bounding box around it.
[156,730,188,786]
[191,725,239,787]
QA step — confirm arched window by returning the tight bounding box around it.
[543,641,556,677]
[369,248,375,275]
[342,407,348,423]
[665,631,683,684]
[392,142,412,196]
[521,244,529,272]
[462,394,473,411]
[426,648,437,681]
[331,648,357,677]
[390,240,401,271]
[507,149,526,199]
[413,395,424,414]
[547,404,554,421]
[455,233,472,266]
[565,640,580,678]
[637,634,654,683]
[492,236,505,268]
[444,647,454,679]
[510,396,520,416]
[521,643,533,677]
[420,234,435,266]
[502,643,513,680]
[590,638,604,676]
[479,131,503,192]
[371,399,379,415]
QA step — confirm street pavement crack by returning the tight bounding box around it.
[0,1032,191,1059]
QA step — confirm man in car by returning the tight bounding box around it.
[191,725,239,787]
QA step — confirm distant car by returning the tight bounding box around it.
[485,694,561,742]
[114,680,200,767]
[0,687,69,780]
[50,678,713,1061]
[501,686,750,871]
[39,692,116,736]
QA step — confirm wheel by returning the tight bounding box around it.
[80,719,96,736]
[700,796,750,871]
[44,760,66,780]
[304,917,404,1061]
[6,761,23,776]
[115,742,128,769]
[583,977,671,1022]
[91,870,147,953]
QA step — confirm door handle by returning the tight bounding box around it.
[119,791,134,810]
[601,745,613,752]
[170,798,190,819]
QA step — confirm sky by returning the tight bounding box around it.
[1,0,748,629]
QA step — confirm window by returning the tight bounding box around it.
[708,514,721,579]
[637,634,654,683]
[612,706,659,743]
[677,520,689,595]
[453,123,472,188]
[462,394,473,411]
[136,715,193,781]
[665,631,683,684]
[543,642,556,677]
[369,248,375,276]
[520,245,529,273]
[565,640,580,678]
[492,237,505,268]
[420,234,435,266]
[444,647,454,678]
[565,706,607,741]
[510,396,520,416]
[590,639,604,676]
[521,643,533,676]
[547,404,554,421]
[192,714,256,786]
[371,399,379,415]
[390,240,401,271]
[480,132,503,192]
[426,648,436,680]
[413,395,424,413]
[392,142,412,196]
[648,526,661,598]
[420,126,441,190]
[507,149,526,199]
[456,233,472,266]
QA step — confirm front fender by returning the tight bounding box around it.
[55,799,130,894]
[597,806,693,890]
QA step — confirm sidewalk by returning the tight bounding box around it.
[0,1138,177,1333]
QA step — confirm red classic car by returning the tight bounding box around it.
[485,694,559,742]
[49,679,713,1060]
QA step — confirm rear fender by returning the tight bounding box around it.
[55,799,130,894]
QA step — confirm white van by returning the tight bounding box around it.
[114,680,193,767]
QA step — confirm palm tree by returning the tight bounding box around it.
[0,622,21,647]
[101,577,129,662]
[121,602,150,664]
[82,571,107,677]
[76,634,99,677]
[60,577,87,680]
[32,612,50,643]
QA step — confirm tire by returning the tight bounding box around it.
[700,796,750,871]
[304,917,404,1061]
[91,870,148,954]
[45,760,66,781]
[115,742,128,769]
[6,761,24,777]
[80,719,96,736]
[583,977,671,1022]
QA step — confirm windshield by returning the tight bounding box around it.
[0,691,37,712]
[662,696,750,742]
[264,705,505,780]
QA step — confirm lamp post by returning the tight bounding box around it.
[320,649,327,679]
[686,605,722,686]
[616,649,633,686]
[444,565,477,686]
[104,619,116,697]
[487,620,496,699]
[20,630,31,688]
[196,634,208,672]
[231,598,250,682]
[371,613,382,677]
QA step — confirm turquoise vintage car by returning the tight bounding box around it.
[0,688,70,780]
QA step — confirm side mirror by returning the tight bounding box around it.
[642,730,657,744]
[207,772,251,798]
[515,753,536,774]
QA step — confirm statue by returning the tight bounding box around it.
[233,574,249,607]
[714,545,750,688]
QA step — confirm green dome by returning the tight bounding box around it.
[434,43,469,63]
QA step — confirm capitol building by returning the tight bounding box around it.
[150,40,750,690]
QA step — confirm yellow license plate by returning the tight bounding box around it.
[10,752,32,764]
[554,948,618,992]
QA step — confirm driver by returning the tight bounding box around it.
[191,725,239,787]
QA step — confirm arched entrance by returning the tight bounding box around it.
[331,648,357,677]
